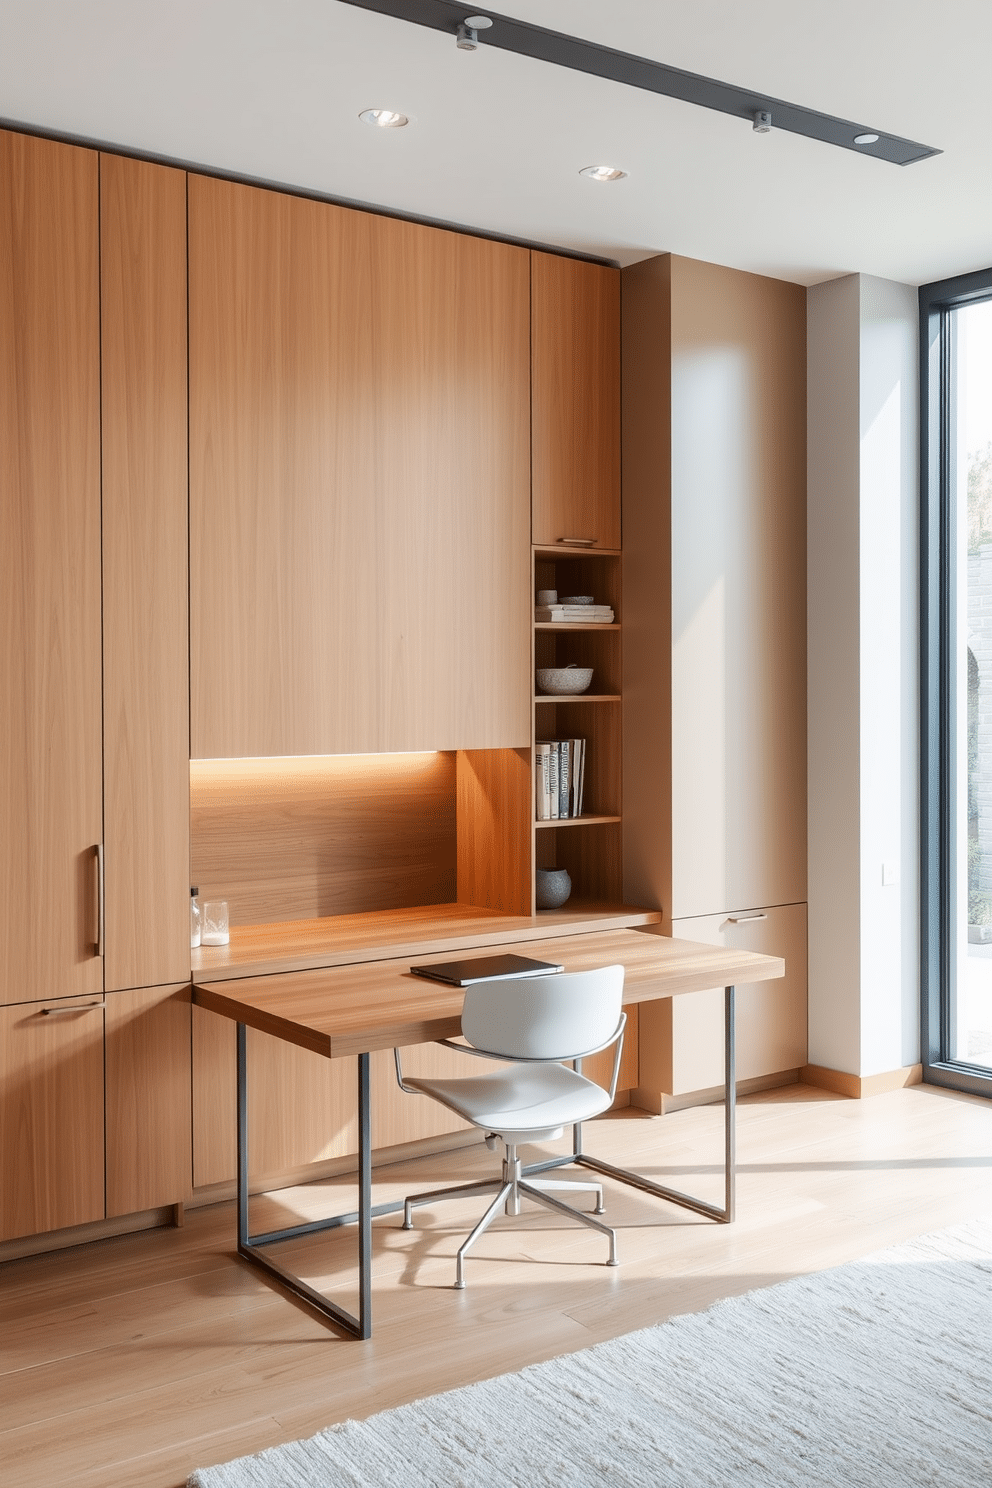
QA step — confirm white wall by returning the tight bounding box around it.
[807,274,919,1076]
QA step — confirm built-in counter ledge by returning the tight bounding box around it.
[190,901,662,982]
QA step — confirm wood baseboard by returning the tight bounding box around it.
[0,1204,178,1263]
[631,1069,800,1116]
[799,1062,924,1099]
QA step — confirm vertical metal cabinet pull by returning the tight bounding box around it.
[95,842,105,956]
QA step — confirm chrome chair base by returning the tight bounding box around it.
[402,1142,618,1288]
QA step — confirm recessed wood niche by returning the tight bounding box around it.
[189,747,534,937]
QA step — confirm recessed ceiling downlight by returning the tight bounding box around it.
[359,109,409,128]
[579,165,627,182]
[854,132,880,146]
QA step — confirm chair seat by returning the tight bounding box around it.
[404,1060,612,1134]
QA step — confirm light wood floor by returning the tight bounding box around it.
[2,1081,991,1488]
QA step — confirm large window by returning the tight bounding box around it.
[922,268,992,1094]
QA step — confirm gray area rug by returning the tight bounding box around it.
[189,1217,992,1487]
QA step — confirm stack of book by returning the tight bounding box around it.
[535,739,586,820]
[535,604,614,624]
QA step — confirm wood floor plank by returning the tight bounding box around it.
[1,1083,991,1488]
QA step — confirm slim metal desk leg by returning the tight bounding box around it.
[725,985,736,1223]
[357,1052,372,1340]
[233,1025,381,1338]
[526,987,740,1227]
[237,1022,249,1247]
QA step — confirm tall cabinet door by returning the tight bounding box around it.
[189,176,531,759]
[532,253,621,551]
[667,256,807,920]
[101,154,191,992]
[0,130,103,1007]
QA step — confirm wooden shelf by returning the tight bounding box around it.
[535,814,622,829]
[190,900,660,982]
[535,622,620,631]
[532,545,621,558]
[535,693,619,703]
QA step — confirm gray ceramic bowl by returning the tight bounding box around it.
[558,595,594,605]
[535,867,572,910]
[536,665,593,695]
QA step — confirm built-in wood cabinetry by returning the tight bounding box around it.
[0,997,105,1240]
[637,905,808,1104]
[532,253,621,550]
[191,1012,477,1188]
[106,983,192,1215]
[2,128,804,1247]
[622,254,808,1104]
[0,130,104,1010]
[0,133,193,1241]
[188,175,531,760]
[101,153,191,993]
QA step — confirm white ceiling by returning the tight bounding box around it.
[1,0,990,286]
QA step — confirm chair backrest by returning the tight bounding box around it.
[460,965,625,1061]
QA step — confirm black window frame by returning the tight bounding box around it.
[921,263,992,1097]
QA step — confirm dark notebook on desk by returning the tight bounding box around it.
[410,953,565,987]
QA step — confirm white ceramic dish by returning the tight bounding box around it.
[536,665,594,695]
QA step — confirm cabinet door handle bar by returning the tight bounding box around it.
[96,842,105,957]
[41,1001,106,1017]
[727,913,768,923]
[556,537,597,547]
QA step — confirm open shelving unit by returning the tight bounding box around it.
[532,546,623,905]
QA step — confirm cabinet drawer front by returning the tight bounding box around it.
[0,997,105,1240]
[640,903,807,1098]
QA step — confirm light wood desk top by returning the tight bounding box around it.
[194,927,784,1061]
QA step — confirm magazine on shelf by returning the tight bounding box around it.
[558,739,570,819]
[535,605,614,624]
[535,742,551,820]
[535,738,586,820]
[547,742,559,820]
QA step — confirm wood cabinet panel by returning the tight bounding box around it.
[637,904,807,1099]
[532,253,621,550]
[0,997,105,1240]
[192,1009,358,1186]
[190,752,457,927]
[192,1008,468,1187]
[0,130,103,1007]
[106,983,192,1217]
[456,748,532,915]
[189,176,531,759]
[622,254,807,923]
[668,258,807,918]
[101,153,191,992]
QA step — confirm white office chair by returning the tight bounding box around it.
[394,964,626,1288]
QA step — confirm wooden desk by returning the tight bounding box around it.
[194,927,784,1339]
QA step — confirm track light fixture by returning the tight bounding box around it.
[753,110,772,134]
[456,14,492,50]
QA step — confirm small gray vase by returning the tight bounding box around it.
[535,867,571,910]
